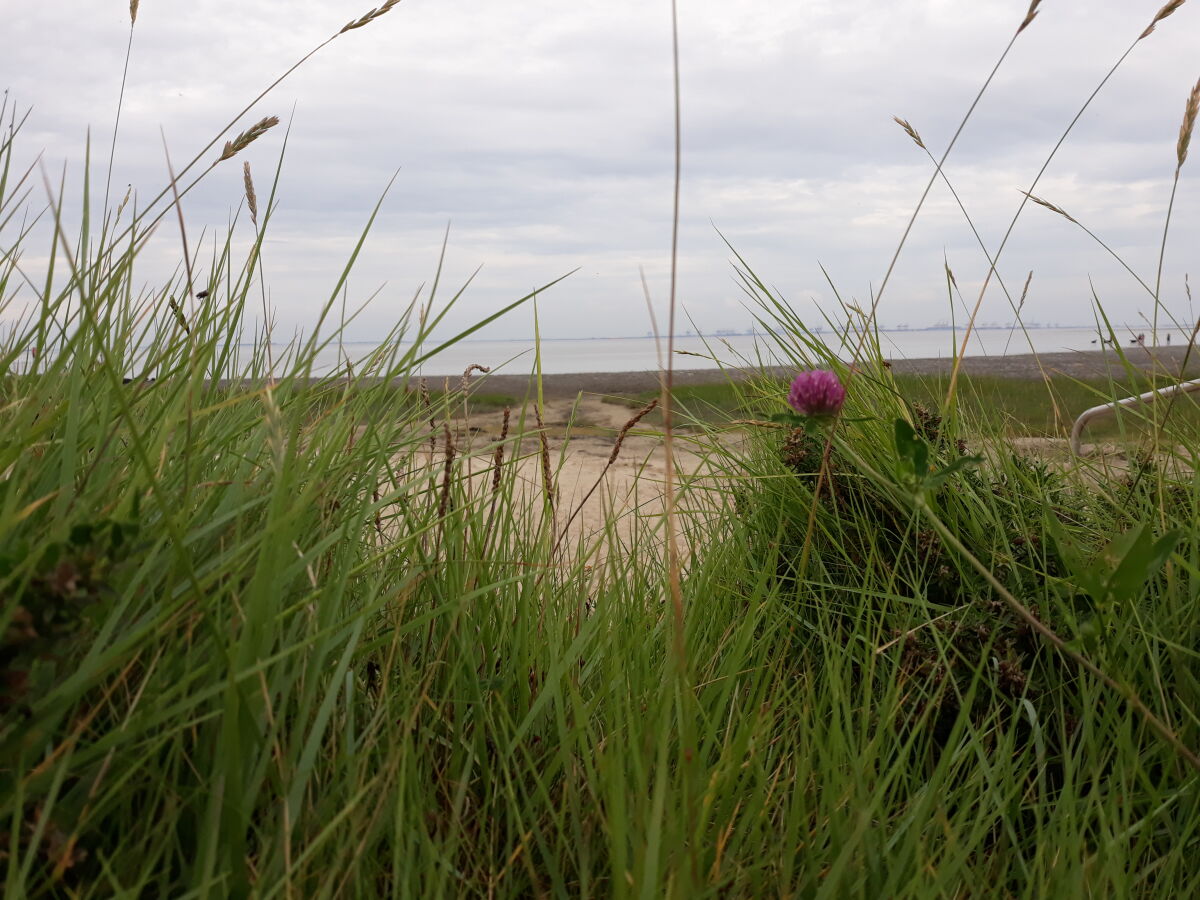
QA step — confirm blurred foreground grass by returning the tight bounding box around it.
[6,4,1200,896]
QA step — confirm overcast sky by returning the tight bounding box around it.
[4,0,1199,341]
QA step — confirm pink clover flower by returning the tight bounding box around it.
[787,369,846,417]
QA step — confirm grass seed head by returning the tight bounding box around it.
[893,116,926,150]
[115,184,132,222]
[490,445,504,496]
[438,424,455,518]
[534,403,556,512]
[1141,0,1188,39]
[167,297,190,334]
[340,0,403,34]
[1017,0,1042,35]
[609,399,658,465]
[461,363,491,394]
[1017,270,1033,314]
[1177,77,1200,171]
[490,407,510,499]
[243,162,258,225]
[217,116,280,163]
[1021,190,1077,224]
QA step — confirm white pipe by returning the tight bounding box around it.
[1070,378,1200,454]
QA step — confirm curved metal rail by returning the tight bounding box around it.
[1070,377,1200,454]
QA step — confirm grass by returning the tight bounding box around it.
[4,2,1200,897]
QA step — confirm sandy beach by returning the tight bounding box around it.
[428,390,724,558]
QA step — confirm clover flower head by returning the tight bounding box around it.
[787,369,846,417]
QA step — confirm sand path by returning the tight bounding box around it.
[449,392,726,556]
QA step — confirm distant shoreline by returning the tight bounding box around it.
[464,345,1198,398]
[323,325,1103,346]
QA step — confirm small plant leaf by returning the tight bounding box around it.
[1050,519,1181,613]
[924,454,984,491]
[894,418,928,481]
[1105,525,1181,605]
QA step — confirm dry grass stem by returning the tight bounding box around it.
[242,162,259,225]
[555,398,658,554]
[217,116,280,163]
[1177,77,1200,171]
[1021,190,1078,224]
[1141,0,1188,39]
[340,0,403,34]
[893,116,925,150]
[1017,0,1042,35]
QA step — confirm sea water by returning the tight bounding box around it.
[10,326,1192,378]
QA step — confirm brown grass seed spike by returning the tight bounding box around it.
[1017,1,1042,35]
[1177,77,1200,171]
[490,408,510,497]
[1017,270,1033,314]
[893,116,926,150]
[438,424,455,519]
[608,399,658,466]
[130,1,140,25]
[341,0,404,34]
[460,363,491,394]
[217,116,280,163]
[1021,190,1078,224]
[1141,0,1188,40]
[243,162,259,225]
[534,403,556,512]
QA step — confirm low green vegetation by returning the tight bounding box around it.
[610,368,1200,441]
